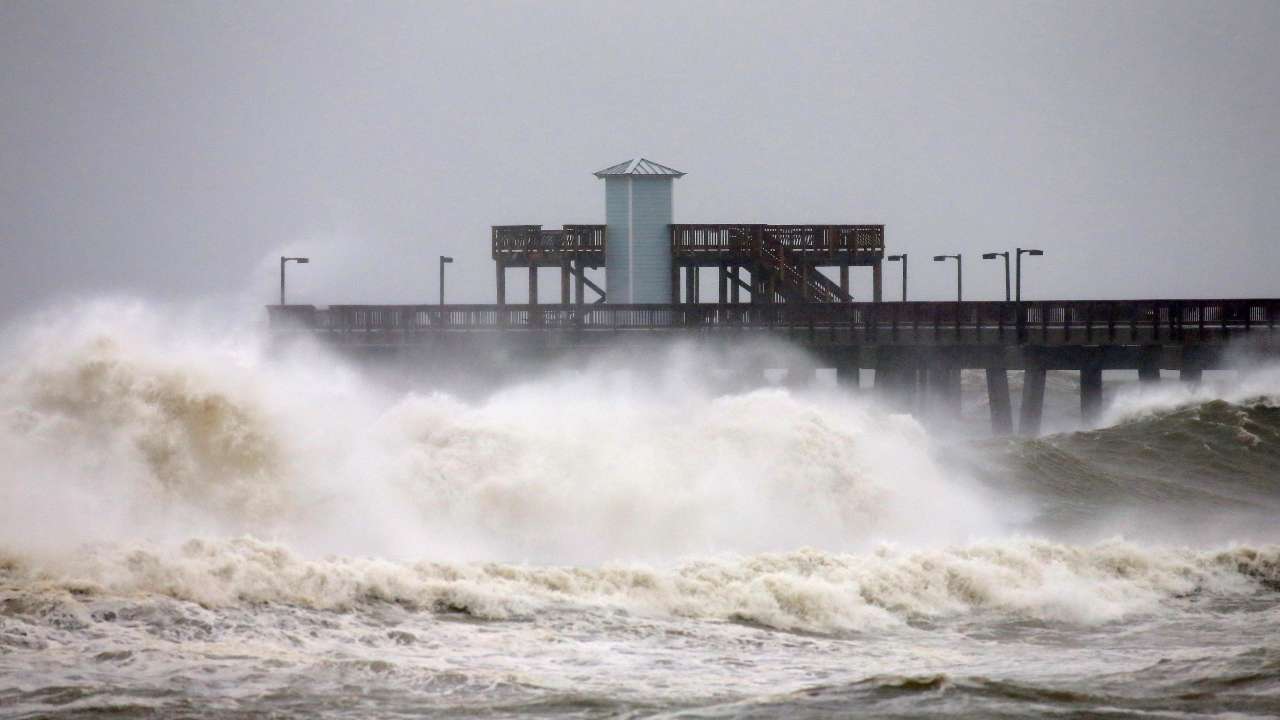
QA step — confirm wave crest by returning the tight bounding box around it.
[4,538,1276,634]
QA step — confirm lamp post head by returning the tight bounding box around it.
[296,258,309,263]
[887,254,905,262]
[982,252,1005,260]
[1026,249,1044,256]
[933,254,959,262]
[441,256,454,263]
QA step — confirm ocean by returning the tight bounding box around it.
[1,302,1277,718]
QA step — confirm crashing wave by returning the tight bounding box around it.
[3,537,1276,634]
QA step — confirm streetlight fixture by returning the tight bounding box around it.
[982,251,1011,301]
[439,256,454,305]
[933,254,962,301]
[1015,248,1044,302]
[886,254,908,301]
[279,256,309,305]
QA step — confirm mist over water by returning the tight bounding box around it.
[2,300,1279,717]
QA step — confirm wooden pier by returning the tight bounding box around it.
[269,298,1280,435]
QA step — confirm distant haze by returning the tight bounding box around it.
[2,0,1278,318]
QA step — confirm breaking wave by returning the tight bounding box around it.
[969,395,1280,544]
[0,300,1000,566]
[4,537,1277,634]
[1,300,1278,635]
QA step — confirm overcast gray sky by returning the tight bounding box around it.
[2,0,1277,317]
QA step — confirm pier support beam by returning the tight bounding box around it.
[1019,368,1046,436]
[1080,366,1103,427]
[900,367,918,410]
[1138,346,1161,385]
[731,266,741,304]
[528,266,538,305]
[837,363,860,391]
[840,263,850,302]
[986,369,1012,435]
[560,260,571,304]
[718,263,728,304]
[1180,346,1202,386]
[928,368,961,418]
[874,366,898,403]
[873,359,898,403]
[872,260,883,303]
[574,261,585,305]
[495,259,506,306]
[874,349,919,409]
[685,266,697,305]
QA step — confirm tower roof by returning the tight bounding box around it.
[593,158,685,178]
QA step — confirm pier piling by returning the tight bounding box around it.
[1080,366,1103,426]
[1138,345,1161,385]
[986,369,1013,435]
[1019,368,1047,436]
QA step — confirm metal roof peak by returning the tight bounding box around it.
[594,158,685,178]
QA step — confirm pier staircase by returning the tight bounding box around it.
[756,235,851,303]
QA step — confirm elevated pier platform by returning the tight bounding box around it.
[492,224,886,305]
[491,225,607,305]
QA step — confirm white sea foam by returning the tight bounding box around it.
[0,300,1008,566]
[1101,363,1280,428]
[5,536,1276,633]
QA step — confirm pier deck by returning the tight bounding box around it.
[269,298,1278,436]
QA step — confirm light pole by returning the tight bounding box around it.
[982,251,1011,301]
[887,254,908,301]
[933,254,962,301]
[279,256,309,305]
[1015,248,1044,303]
[439,256,453,305]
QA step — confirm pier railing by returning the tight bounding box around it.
[491,225,606,258]
[670,224,885,259]
[269,299,1278,345]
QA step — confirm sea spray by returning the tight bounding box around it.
[0,300,1007,564]
[1102,362,1280,427]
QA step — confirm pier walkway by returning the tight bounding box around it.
[270,298,1279,436]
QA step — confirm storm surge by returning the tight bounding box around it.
[2,300,1279,717]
